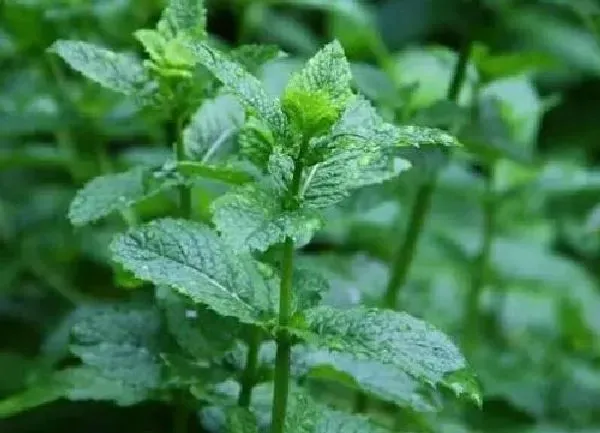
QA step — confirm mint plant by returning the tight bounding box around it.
[6,1,600,433]
[0,1,479,431]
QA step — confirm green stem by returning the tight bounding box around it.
[464,166,495,355]
[383,180,436,309]
[271,146,305,433]
[382,36,474,311]
[238,328,261,408]
[172,113,191,218]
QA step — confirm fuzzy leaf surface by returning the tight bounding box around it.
[302,306,474,391]
[285,40,352,110]
[211,184,321,253]
[282,40,353,135]
[188,42,288,138]
[68,166,181,226]
[284,391,389,433]
[302,97,412,208]
[110,218,271,323]
[159,0,207,39]
[50,40,149,95]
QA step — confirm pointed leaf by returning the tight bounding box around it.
[159,0,207,39]
[188,42,288,138]
[285,40,352,110]
[183,93,245,161]
[282,40,353,136]
[301,306,475,390]
[110,218,271,324]
[157,286,239,360]
[49,40,149,95]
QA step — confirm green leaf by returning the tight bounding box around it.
[188,42,288,138]
[230,44,285,74]
[226,407,259,433]
[68,166,182,227]
[176,161,252,185]
[284,391,389,433]
[239,116,276,169]
[394,46,477,111]
[301,306,475,391]
[183,93,245,161]
[291,267,329,312]
[0,367,148,418]
[49,40,149,95]
[110,218,271,324]
[158,0,207,39]
[282,40,353,136]
[211,184,322,253]
[157,286,239,360]
[70,304,162,391]
[395,125,461,148]
[285,40,352,111]
[301,97,412,208]
[292,347,441,412]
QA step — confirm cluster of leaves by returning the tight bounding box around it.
[1,1,600,433]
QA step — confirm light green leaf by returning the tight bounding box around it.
[183,93,245,161]
[226,407,259,433]
[282,40,353,136]
[292,347,440,412]
[68,166,182,227]
[211,184,322,253]
[49,40,149,95]
[285,40,352,110]
[267,151,294,195]
[0,366,148,418]
[188,42,288,138]
[110,218,271,324]
[301,97,412,208]
[158,0,207,39]
[70,304,162,391]
[301,306,475,390]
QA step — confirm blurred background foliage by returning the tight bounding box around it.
[1,0,600,432]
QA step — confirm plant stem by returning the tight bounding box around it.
[464,165,495,355]
[381,36,474,311]
[271,148,305,433]
[383,180,436,308]
[238,328,260,408]
[172,112,191,218]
